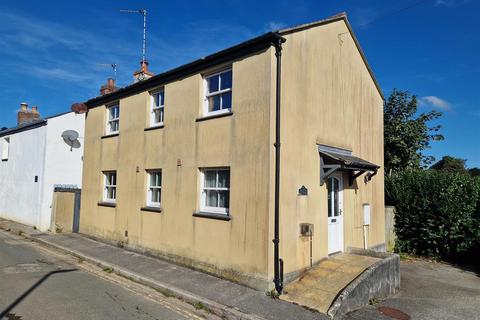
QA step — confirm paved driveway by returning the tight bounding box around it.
[346,258,480,320]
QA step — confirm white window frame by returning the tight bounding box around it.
[106,104,120,134]
[200,168,230,215]
[146,169,162,207]
[103,171,117,202]
[150,89,165,127]
[203,68,232,117]
[1,137,10,161]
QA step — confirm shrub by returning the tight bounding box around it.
[386,170,480,263]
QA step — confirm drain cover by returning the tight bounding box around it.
[378,306,410,320]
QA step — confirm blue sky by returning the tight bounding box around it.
[0,0,478,167]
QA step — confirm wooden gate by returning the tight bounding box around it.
[51,187,81,233]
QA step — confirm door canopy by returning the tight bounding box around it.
[318,144,380,186]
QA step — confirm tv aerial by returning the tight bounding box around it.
[61,130,82,151]
[97,63,117,81]
[120,9,148,64]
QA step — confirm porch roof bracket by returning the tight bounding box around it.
[320,156,341,186]
[348,170,365,186]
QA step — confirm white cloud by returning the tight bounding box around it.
[264,21,286,32]
[351,7,378,28]
[0,11,139,90]
[29,67,93,83]
[434,0,470,7]
[419,96,452,110]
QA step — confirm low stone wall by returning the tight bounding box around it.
[328,248,400,319]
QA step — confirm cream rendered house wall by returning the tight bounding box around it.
[277,19,385,278]
[80,49,276,289]
[79,17,385,290]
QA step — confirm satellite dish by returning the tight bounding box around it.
[71,103,88,114]
[61,130,81,150]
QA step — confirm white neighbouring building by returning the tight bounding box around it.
[0,104,84,231]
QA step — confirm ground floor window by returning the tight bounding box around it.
[103,171,117,202]
[147,170,162,207]
[200,168,230,214]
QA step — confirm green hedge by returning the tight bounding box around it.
[386,170,480,262]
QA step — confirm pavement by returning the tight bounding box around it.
[0,219,327,320]
[282,253,379,313]
[345,258,480,320]
[0,229,220,320]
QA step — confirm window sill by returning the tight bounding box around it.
[98,201,116,207]
[144,124,164,132]
[196,111,233,122]
[193,211,231,221]
[101,133,119,139]
[141,206,162,213]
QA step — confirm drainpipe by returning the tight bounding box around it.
[273,36,285,295]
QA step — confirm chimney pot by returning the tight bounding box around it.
[100,78,118,96]
[107,78,115,89]
[17,102,40,126]
[133,60,154,83]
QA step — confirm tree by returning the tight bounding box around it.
[384,89,444,175]
[468,167,480,178]
[430,156,467,174]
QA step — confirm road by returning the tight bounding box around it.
[0,230,219,320]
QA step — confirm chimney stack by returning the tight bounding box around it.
[17,103,41,126]
[133,60,154,83]
[100,78,118,96]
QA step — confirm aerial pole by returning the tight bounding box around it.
[120,9,148,64]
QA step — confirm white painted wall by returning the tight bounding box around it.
[0,125,47,228]
[41,112,84,230]
[0,112,85,231]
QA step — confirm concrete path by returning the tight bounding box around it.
[0,229,219,320]
[282,253,379,313]
[0,219,328,320]
[345,258,480,320]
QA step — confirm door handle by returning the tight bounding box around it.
[331,219,336,223]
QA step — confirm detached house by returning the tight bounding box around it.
[78,13,384,291]
[0,104,85,231]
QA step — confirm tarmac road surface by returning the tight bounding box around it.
[0,229,219,320]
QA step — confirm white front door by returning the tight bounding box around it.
[327,174,344,254]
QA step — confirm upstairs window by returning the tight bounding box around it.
[204,69,232,116]
[150,90,165,126]
[1,137,10,161]
[103,171,117,202]
[106,104,120,134]
[200,168,230,214]
[147,170,162,207]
